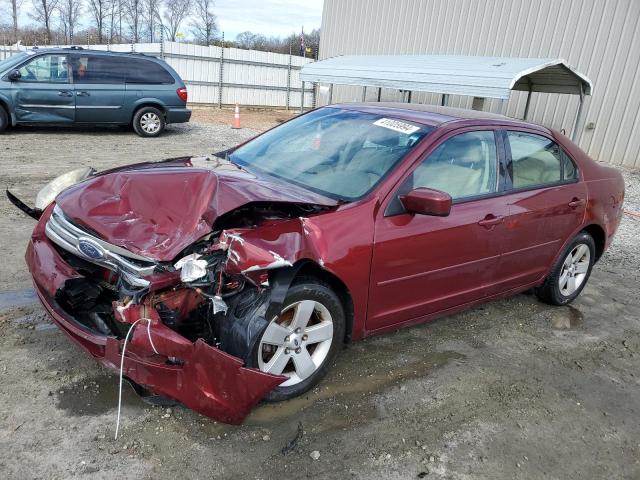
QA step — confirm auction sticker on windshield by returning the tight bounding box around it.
[373,118,421,135]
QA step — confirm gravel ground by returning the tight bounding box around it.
[0,121,639,479]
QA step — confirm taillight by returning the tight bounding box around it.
[177,87,188,102]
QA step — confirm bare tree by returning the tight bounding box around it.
[125,0,143,42]
[87,0,111,43]
[163,0,190,42]
[6,0,25,42]
[30,0,60,43]
[57,0,81,43]
[235,31,266,50]
[143,0,161,41]
[190,0,217,45]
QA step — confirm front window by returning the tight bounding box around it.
[230,107,432,200]
[410,130,499,200]
[18,54,69,83]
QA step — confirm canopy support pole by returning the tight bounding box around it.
[361,86,367,102]
[441,94,449,106]
[328,84,333,104]
[407,91,412,103]
[377,87,382,102]
[523,90,532,120]
[300,81,305,113]
[571,84,585,142]
[523,79,532,120]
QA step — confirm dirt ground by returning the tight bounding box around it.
[0,117,639,479]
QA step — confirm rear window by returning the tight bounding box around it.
[125,59,175,85]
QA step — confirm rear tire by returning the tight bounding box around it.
[535,231,595,306]
[248,278,345,402]
[0,107,8,133]
[133,107,165,137]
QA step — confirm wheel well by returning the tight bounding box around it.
[132,103,166,122]
[295,261,355,343]
[582,224,606,262]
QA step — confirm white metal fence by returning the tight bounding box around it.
[0,42,316,109]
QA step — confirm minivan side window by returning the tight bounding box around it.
[125,59,175,85]
[72,55,125,84]
[506,131,576,188]
[18,55,69,83]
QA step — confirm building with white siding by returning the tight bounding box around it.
[318,0,640,168]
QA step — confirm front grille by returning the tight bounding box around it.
[45,205,157,287]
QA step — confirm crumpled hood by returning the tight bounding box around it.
[55,156,337,261]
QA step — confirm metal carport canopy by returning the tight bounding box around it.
[299,55,592,100]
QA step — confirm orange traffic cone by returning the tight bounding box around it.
[232,103,241,129]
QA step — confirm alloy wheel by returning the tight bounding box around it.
[559,243,590,296]
[257,300,334,387]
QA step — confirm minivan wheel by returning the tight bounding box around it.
[0,107,8,133]
[133,107,165,137]
[535,232,595,306]
[248,278,345,402]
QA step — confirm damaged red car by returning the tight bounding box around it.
[9,103,624,424]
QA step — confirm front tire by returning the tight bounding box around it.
[133,107,165,137]
[248,278,345,402]
[0,107,8,133]
[535,231,595,305]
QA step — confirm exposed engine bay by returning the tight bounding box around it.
[51,199,328,365]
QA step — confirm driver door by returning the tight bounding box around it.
[367,129,509,331]
[13,53,75,123]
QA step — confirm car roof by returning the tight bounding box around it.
[25,47,159,60]
[332,102,545,131]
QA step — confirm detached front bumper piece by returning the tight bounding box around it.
[26,208,284,424]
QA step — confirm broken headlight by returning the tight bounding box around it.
[35,166,96,210]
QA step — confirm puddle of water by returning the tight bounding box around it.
[551,305,584,329]
[0,288,37,312]
[56,374,141,416]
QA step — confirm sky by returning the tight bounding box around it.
[10,0,324,41]
[214,0,324,39]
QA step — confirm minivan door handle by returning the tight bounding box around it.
[58,91,73,97]
[477,214,505,229]
[568,198,586,208]
[76,91,90,97]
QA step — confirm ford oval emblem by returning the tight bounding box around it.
[78,239,104,260]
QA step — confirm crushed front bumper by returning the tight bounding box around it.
[26,206,284,424]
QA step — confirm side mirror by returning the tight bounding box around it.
[400,188,452,216]
[7,69,21,81]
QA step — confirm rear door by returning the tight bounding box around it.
[13,53,75,123]
[491,130,587,293]
[71,54,126,123]
[368,129,509,331]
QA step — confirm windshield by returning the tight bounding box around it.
[230,107,432,201]
[0,53,28,72]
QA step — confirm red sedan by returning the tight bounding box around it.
[13,103,625,424]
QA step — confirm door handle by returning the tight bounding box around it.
[58,91,73,97]
[76,91,90,97]
[568,198,586,208]
[478,214,505,229]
